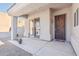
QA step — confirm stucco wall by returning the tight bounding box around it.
[51,7,72,42]
[27,9,51,41]
[0,12,11,32]
[71,3,79,56]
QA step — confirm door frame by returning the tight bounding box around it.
[54,14,66,41]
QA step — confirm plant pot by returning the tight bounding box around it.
[19,39,22,44]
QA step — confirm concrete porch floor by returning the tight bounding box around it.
[9,38,76,56]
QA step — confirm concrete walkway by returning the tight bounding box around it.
[9,38,76,56]
[0,38,32,56]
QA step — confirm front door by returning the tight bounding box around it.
[55,14,66,41]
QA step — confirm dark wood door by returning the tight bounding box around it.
[55,14,66,41]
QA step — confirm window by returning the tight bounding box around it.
[74,8,79,27]
[17,17,25,28]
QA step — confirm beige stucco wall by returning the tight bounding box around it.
[0,12,11,32]
[0,12,11,38]
[71,3,79,56]
[27,8,51,41]
[51,6,72,42]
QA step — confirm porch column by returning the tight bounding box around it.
[11,16,17,40]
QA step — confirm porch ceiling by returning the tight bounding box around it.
[8,3,72,16]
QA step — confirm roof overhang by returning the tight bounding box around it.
[8,3,72,16]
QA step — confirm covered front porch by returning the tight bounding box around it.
[8,3,72,42]
[7,3,78,56]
